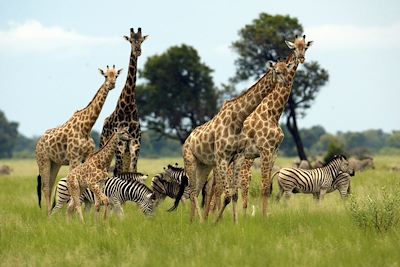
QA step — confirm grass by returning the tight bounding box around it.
[0,156,400,267]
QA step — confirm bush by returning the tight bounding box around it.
[349,186,400,233]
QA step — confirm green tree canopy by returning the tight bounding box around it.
[0,110,19,158]
[231,13,329,160]
[137,44,219,144]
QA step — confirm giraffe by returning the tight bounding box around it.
[100,27,148,175]
[236,35,313,216]
[182,60,288,223]
[36,65,122,215]
[66,127,132,222]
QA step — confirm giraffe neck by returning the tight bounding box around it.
[74,82,111,134]
[115,49,139,119]
[226,71,276,124]
[286,52,300,88]
[92,132,119,168]
[258,58,299,125]
[262,83,292,124]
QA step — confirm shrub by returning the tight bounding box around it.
[349,186,400,233]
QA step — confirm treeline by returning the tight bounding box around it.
[279,125,400,158]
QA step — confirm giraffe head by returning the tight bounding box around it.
[115,126,133,142]
[98,65,123,89]
[124,27,148,57]
[285,35,313,64]
[267,60,289,86]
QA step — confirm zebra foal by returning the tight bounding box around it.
[273,154,353,202]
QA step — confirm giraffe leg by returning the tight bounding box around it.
[89,182,109,220]
[204,169,217,219]
[231,155,245,223]
[114,140,126,175]
[183,148,199,223]
[48,162,61,216]
[240,158,254,215]
[260,149,274,217]
[37,157,51,214]
[195,164,212,222]
[215,159,231,223]
[129,140,140,173]
[66,176,84,222]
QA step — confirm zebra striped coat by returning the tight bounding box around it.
[274,155,353,202]
[151,164,189,211]
[51,173,154,215]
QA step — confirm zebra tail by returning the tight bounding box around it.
[167,176,189,212]
[37,175,42,208]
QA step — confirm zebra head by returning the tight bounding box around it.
[140,192,157,216]
[331,155,353,176]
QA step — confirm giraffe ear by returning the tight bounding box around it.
[266,60,276,71]
[98,68,105,76]
[285,40,295,49]
[123,35,130,41]
[117,68,123,75]
[307,41,314,47]
[143,35,149,41]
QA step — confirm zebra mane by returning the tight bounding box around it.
[166,164,184,172]
[324,154,347,166]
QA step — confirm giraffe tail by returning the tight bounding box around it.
[167,175,189,212]
[37,175,42,208]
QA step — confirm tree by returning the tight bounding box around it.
[137,44,219,144]
[231,13,329,160]
[0,110,19,158]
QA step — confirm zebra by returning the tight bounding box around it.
[51,173,154,216]
[151,163,189,211]
[273,154,353,202]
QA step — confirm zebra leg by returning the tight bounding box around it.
[240,158,253,215]
[275,184,284,203]
[318,189,327,202]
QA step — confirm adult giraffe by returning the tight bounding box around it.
[100,28,148,175]
[182,60,288,223]
[236,35,313,216]
[36,65,122,215]
[205,35,313,218]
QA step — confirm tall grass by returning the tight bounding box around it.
[1,156,400,267]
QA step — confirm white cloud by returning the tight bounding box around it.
[305,22,400,50]
[0,20,118,54]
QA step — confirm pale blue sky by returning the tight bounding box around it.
[0,0,399,137]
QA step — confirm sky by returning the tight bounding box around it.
[0,0,399,138]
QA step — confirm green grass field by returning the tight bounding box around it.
[1,156,400,267]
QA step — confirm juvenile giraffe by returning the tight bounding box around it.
[66,127,132,222]
[36,65,122,215]
[237,36,313,216]
[182,60,287,223]
[100,28,148,175]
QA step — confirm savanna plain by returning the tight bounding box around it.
[1,155,400,267]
